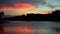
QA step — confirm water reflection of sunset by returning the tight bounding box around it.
[4,21,60,34]
[4,26,35,34]
[17,26,35,34]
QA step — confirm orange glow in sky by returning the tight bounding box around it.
[15,3,36,8]
[0,3,52,15]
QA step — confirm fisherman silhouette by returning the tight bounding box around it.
[0,11,10,34]
[0,11,8,34]
[0,11,4,34]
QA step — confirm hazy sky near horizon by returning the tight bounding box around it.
[0,0,60,15]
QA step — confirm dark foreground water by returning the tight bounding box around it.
[0,21,60,34]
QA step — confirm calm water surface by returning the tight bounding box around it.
[2,21,60,34]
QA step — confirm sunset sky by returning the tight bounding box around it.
[0,0,60,16]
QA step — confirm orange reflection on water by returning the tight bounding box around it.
[17,26,35,34]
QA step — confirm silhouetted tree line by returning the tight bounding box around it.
[0,10,60,21]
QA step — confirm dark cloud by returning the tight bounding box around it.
[47,4,55,9]
[0,0,46,7]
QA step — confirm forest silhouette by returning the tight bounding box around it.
[0,10,60,21]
